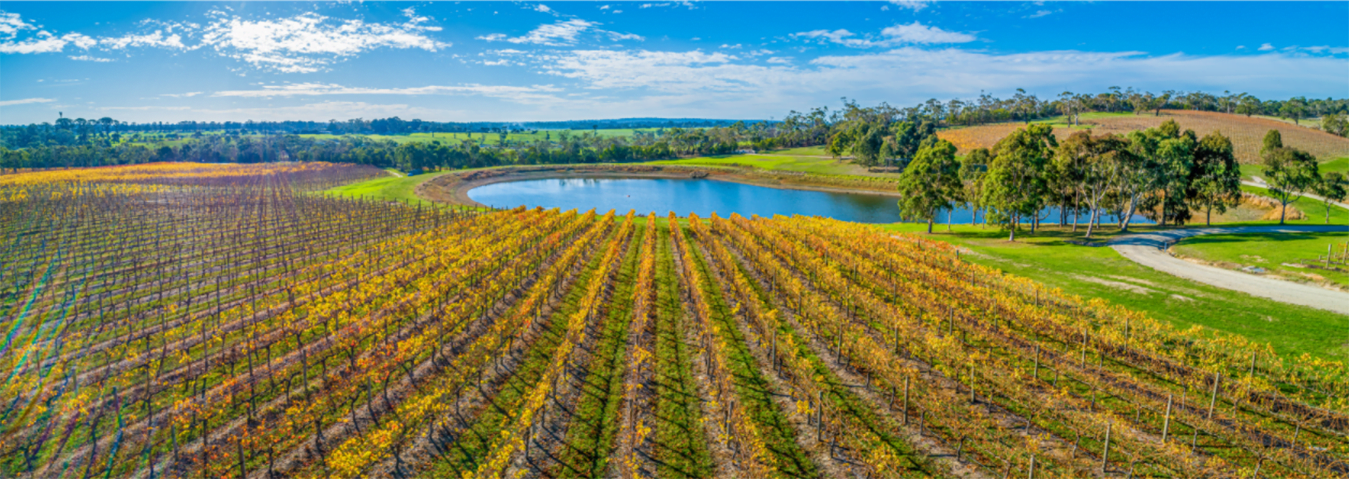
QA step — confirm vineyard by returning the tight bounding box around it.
[2,163,1348,479]
[939,110,1349,163]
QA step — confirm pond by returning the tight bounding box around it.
[468,177,1153,225]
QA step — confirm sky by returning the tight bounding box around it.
[1,1,1346,124]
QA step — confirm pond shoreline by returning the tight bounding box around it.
[417,164,903,208]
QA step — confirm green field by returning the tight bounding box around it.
[322,168,453,205]
[1240,156,1349,181]
[1172,232,1349,289]
[651,145,905,178]
[297,128,660,146]
[876,223,1349,361]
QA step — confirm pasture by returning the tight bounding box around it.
[1171,231,1349,289]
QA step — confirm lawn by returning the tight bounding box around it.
[322,168,454,205]
[297,128,663,146]
[874,223,1349,362]
[1237,184,1349,225]
[1172,232,1349,289]
[650,153,901,178]
[1240,156,1349,181]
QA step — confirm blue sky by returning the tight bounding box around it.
[1,1,1346,124]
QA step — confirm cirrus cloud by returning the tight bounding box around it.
[0,97,56,107]
[793,22,975,48]
[478,18,643,46]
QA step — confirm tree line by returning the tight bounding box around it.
[895,121,1346,239]
[0,126,759,171]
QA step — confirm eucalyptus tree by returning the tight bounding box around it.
[1189,131,1242,225]
[1052,131,1093,230]
[897,138,962,233]
[982,123,1057,240]
[1155,129,1197,226]
[1237,94,1262,117]
[1261,140,1321,224]
[959,148,992,225]
[1314,172,1348,224]
[1117,129,1164,232]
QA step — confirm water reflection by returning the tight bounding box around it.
[468,177,1151,225]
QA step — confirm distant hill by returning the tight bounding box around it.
[938,110,1349,164]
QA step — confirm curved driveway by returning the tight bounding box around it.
[1108,225,1349,315]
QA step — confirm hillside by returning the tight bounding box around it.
[939,109,1349,164]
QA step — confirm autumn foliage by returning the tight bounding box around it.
[1,164,1345,479]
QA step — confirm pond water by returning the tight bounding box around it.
[468,177,1152,225]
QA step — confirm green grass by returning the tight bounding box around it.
[682,230,819,477]
[552,223,643,478]
[1239,156,1348,180]
[650,154,899,178]
[767,146,830,156]
[322,169,453,206]
[295,129,662,146]
[874,223,1349,362]
[1237,184,1349,225]
[1172,232,1349,289]
[652,227,715,478]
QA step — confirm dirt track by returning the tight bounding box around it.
[1108,225,1349,316]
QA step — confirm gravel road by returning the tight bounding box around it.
[1108,225,1349,315]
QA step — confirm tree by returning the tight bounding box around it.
[1261,146,1320,224]
[1155,130,1196,226]
[1117,130,1165,232]
[959,148,992,225]
[1321,112,1348,138]
[1261,129,1283,156]
[1313,172,1347,224]
[1189,131,1242,226]
[982,124,1056,240]
[896,138,961,233]
[1236,94,1261,117]
[1279,97,1307,125]
[1052,131,1092,230]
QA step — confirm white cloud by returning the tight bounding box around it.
[600,5,610,10]
[0,97,56,107]
[480,19,595,46]
[530,47,1349,114]
[534,4,553,14]
[197,10,451,73]
[0,31,95,54]
[879,22,976,44]
[1258,43,1274,51]
[69,55,114,62]
[100,31,186,50]
[478,18,641,46]
[536,50,762,93]
[95,101,463,122]
[608,31,644,42]
[793,22,974,48]
[0,12,37,38]
[1236,45,1246,50]
[767,57,792,64]
[163,91,203,98]
[210,82,562,99]
[1025,10,1054,19]
[888,0,931,12]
